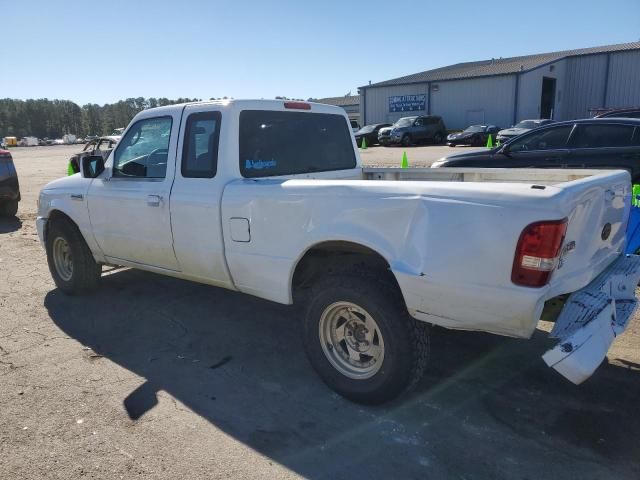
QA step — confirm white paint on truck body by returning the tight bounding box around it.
[36,99,639,385]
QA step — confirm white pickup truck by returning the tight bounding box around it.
[37,99,640,404]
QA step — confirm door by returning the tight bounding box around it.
[87,112,181,270]
[567,123,640,181]
[412,117,426,141]
[540,77,556,119]
[499,124,574,168]
[168,105,233,287]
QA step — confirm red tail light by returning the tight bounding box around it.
[284,101,311,110]
[512,219,567,287]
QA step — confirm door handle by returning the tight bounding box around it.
[147,195,163,207]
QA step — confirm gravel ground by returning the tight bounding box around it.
[1,145,640,479]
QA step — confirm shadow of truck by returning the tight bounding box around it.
[44,268,640,479]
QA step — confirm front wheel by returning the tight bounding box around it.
[46,217,101,295]
[401,135,412,147]
[302,274,429,404]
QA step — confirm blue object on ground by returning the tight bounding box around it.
[626,205,640,254]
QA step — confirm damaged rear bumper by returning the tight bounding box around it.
[543,254,640,384]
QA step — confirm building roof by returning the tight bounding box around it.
[314,95,360,107]
[363,42,640,89]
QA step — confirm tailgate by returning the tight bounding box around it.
[546,171,630,295]
[543,254,640,383]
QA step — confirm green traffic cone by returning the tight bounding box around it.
[401,151,409,168]
[633,184,640,206]
[360,137,367,149]
[486,134,494,148]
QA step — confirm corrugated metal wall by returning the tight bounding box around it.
[362,83,429,125]
[606,50,640,108]
[517,60,566,121]
[430,76,515,129]
[562,54,608,119]
[362,76,516,130]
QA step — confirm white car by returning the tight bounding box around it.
[497,119,555,143]
[36,99,640,404]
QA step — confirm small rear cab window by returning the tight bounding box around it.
[239,110,356,178]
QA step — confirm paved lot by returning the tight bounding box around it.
[358,143,473,167]
[1,145,640,479]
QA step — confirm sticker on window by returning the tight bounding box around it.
[245,159,277,170]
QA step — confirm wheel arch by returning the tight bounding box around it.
[44,209,76,244]
[290,240,404,306]
[44,209,104,263]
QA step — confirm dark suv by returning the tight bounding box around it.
[0,149,20,216]
[431,118,640,182]
[379,115,447,147]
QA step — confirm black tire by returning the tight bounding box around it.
[46,217,101,295]
[302,274,429,404]
[401,135,412,147]
[433,132,444,144]
[0,199,18,217]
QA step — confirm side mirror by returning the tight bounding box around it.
[81,155,105,178]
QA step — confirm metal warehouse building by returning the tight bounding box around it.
[358,42,640,130]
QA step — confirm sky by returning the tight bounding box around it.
[2,0,639,105]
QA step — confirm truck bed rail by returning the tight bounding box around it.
[362,167,618,185]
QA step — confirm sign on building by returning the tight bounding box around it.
[389,94,426,113]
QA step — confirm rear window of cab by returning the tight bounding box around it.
[239,110,356,178]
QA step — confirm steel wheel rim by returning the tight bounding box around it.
[319,301,385,380]
[52,237,73,282]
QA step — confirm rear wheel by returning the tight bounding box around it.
[46,217,101,295]
[303,274,429,404]
[401,135,412,147]
[433,132,444,144]
[0,199,18,217]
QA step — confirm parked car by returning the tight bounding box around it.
[0,148,20,216]
[68,136,120,174]
[595,108,640,119]
[18,136,39,147]
[3,136,17,147]
[431,118,640,180]
[379,115,447,146]
[447,125,501,147]
[36,100,640,404]
[496,119,555,143]
[354,123,391,147]
[377,125,393,145]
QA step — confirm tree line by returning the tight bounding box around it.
[0,97,203,139]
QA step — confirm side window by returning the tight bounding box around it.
[571,124,635,148]
[181,111,221,178]
[510,126,572,152]
[113,116,172,178]
[414,118,424,126]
